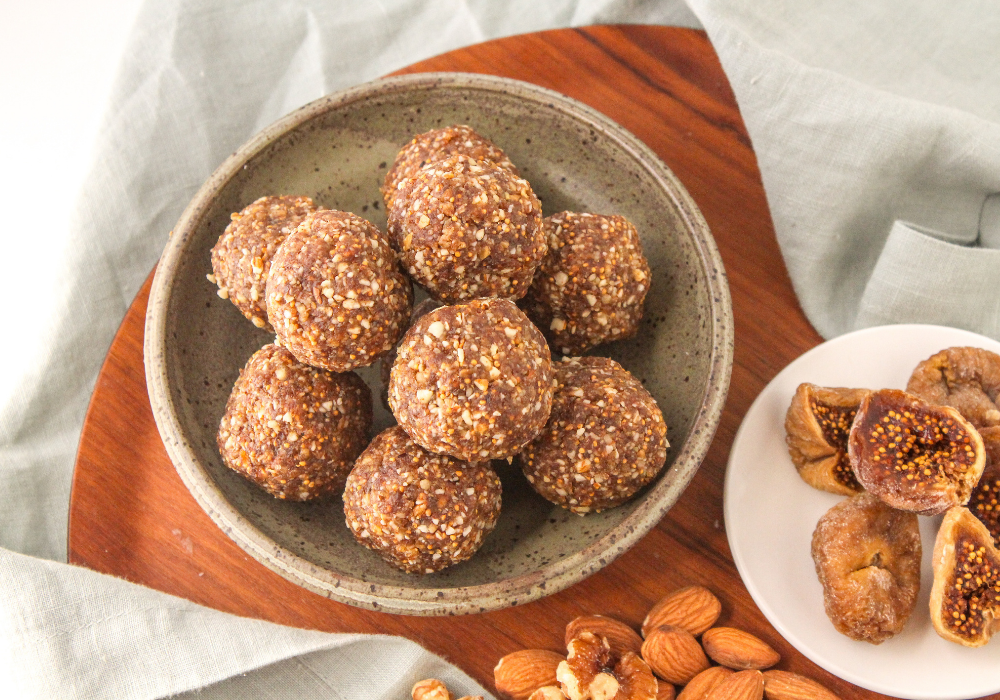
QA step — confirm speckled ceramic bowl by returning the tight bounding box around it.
[145,72,733,615]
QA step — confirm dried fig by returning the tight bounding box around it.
[969,429,1000,542]
[848,389,985,515]
[930,506,1000,647]
[907,346,1000,431]
[811,492,921,643]
[785,383,869,495]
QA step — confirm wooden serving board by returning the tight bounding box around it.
[68,25,955,700]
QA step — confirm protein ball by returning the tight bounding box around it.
[378,297,444,409]
[343,426,502,574]
[382,124,518,211]
[210,195,318,331]
[387,153,545,303]
[266,209,413,371]
[522,212,651,355]
[388,297,553,461]
[519,356,668,514]
[217,343,372,501]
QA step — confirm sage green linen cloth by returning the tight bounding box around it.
[2,0,999,698]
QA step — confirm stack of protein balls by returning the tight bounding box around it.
[210,125,668,575]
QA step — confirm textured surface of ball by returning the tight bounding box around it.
[217,343,372,500]
[344,426,502,574]
[520,356,668,513]
[388,298,553,461]
[266,209,412,371]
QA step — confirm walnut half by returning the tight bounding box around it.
[557,631,657,700]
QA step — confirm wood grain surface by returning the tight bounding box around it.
[67,26,961,700]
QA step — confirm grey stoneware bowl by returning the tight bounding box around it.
[145,72,734,615]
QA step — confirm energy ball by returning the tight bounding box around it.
[520,356,668,514]
[266,209,412,372]
[210,195,318,331]
[378,297,443,409]
[217,343,372,501]
[522,212,651,356]
[343,426,502,574]
[387,153,545,303]
[382,124,518,210]
[388,297,553,461]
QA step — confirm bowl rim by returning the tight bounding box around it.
[144,71,734,615]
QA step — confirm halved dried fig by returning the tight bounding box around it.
[969,428,1000,543]
[811,492,921,643]
[907,347,1000,431]
[784,383,869,495]
[848,389,986,515]
[930,506,1000,647]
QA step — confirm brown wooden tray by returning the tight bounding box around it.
[68,25,950,700]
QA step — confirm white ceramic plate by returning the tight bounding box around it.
[725,324,1000,700]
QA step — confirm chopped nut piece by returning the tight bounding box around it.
[413,679,452,700]
[557,632,619,700]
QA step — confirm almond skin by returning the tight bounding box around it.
[495,649,565,700]
[701,628,780,670]
[640,625,710,685]
[762,671,840,700]
[704,670,764,700]
[643,587,722,638]
[656,680,676,700]
[565,615,644,658]
[676,666,735,700]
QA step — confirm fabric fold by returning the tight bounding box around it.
[0,548,493,700]
[855,220,1000,336]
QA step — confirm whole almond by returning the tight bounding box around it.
[643,587,721,637]
[656,679,676,700]
[640,625,709,685]
[701,628,780,670]
[566,615,644,658]
[495,649,565,700]
[704,670,764,700]
[762,671,840,700]
[676,666,734,700]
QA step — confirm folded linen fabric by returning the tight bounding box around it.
[0,548,491,699]
[687,0,1000,339]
